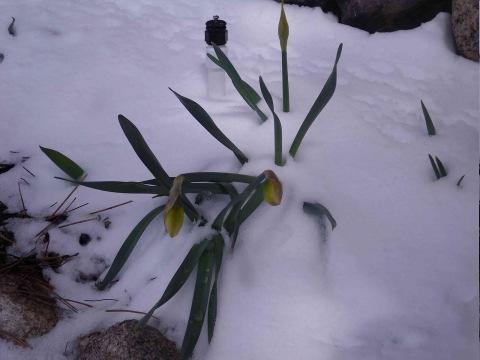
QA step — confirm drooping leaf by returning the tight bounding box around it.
[421,100,436,136]
[40,146,85,180]
[140,238,211,325]
[207,234,224,343]
[181,246,215,359]
[303,201,337,231]
[181,172,254,184]
[259,76,283,165]
[56,177,167,194]
[289,44,343,158]
[96,205,165,290]
[428,154,440,179]
[118,115,199,222]
[169,89,248,165]
[209,44,268,122]
[211,173,266,231]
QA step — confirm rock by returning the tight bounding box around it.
[275,0,451,33]
[0,266,58,344]
[335,0,451,33]
[452,0,479,61]
[76,320,180,360]
[275,0,339,13]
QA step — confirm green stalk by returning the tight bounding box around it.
[282,50,289,112]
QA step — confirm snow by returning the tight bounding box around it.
[0,0,478,359]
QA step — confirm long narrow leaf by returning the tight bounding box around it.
[170,89,248,165]
[211,173,266,231]
[181,247,215,359]
[303,201,337,231]
[207,234,224,343]
[56,177,167,195]
[96,205,165,290]
[140,238,211,325]
[181,172,254,184]
[259,76,283,166]
[435,156,447,177]
[209,44,268,122]
[40,146,85,180]
[428,154,440,179]
[289,44,343,158]
[118,115,172,188]
[421,100,436,136]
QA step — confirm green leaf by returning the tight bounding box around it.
[259,76,284,166]
[209,44,268,122]
[96,205,165,290]
[118,115,199,222]
[303,201,337,231]
[56,177,167,194]
[211,173,266,231]
[281,51,290,112]
[181,246,216,359]
[118,115,172,188]
[140,238,211,325]
[428,154,440,179]
[182,172,254,184]
[421,100,436,136]
[435,156,447,177]
[40,146,85,180]
[169,89,248,165]
[289,44,343,158]
[207,234,224,343]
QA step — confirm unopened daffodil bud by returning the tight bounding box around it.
[262,170,283,206]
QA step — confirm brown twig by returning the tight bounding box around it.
[64,197,77,212]
[22,165,36,177]
[84,298,118,302]
[58,217,97,229]
[105,309,159,320]
[66,202,89,214]
[89,200,133,215]
[17,182,26,213]
[0,330,31,348]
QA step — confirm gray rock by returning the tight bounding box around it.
[452,0,479,61]
[335,0,451,33]
[0,268,59,343]
[275,0,451,33]
[76,320,180,360]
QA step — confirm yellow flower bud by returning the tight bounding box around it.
[278,1,289,52]
[262,170,283,206]
[164,202,184,237]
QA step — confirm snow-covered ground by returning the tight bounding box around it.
[0,0,478,359]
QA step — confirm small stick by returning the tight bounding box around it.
[58,217,97,229]
[19,177,30,185]
[84,298,118,302]
[105,309,159,320]
[89,200,133,215]
[64,197,77,212]
[50,184,80,217]
[17,182,26,213]
[51,174,87,217]
[66,202,89,214]
[61,298,93,308]
[0,330,31,348]
[22,165,36,177]
[48,201,58,208]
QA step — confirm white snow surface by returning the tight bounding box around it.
[0,0,478,359]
